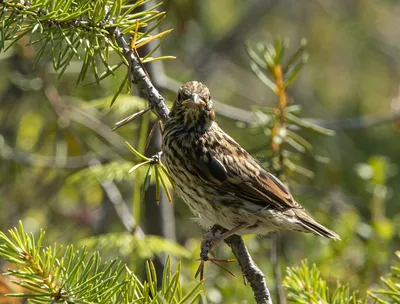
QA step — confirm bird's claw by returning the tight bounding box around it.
[195,257,236,280]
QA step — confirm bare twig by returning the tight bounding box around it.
[113,107,151,131]
[44,85,126,150]
[150,74,400,129]
[89,159,135,232]
[0,141,111,168]
[88,159,145,237]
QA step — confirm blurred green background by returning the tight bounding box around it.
[1,0,400,303]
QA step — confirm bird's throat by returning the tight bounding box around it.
[173,108,214,132]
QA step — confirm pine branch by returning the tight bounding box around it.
[246,38,338,303]
[284,261,361,304]
[0,222,203,303]
[368,251,400,304]
[246,38,336,179]
[0,0,173,90]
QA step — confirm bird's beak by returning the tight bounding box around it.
[182,93,207,108]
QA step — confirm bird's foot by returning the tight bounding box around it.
[195,225,237,280]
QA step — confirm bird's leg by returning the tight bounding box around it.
[195,223,252,280]
[213,223,252,241]
[195,226,219,280]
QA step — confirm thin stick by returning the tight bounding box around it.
[112,107,151,131]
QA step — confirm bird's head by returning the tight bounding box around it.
[170,81,215,129]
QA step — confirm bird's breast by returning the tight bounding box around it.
[162,123,220,214]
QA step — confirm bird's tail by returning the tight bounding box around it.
[295,210,341,240]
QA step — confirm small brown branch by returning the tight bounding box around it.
[223,230,272,304]
[113,107,151,131]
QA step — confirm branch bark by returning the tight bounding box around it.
[110,26,273,304]
[224,230,273,304]
[111,28,170,122]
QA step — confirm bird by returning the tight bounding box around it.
[162,81,340,244]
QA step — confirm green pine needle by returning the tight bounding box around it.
[0,222,202,303]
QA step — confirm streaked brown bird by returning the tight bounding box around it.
[162,81,340,242]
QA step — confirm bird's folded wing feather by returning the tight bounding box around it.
[192,134,301,210]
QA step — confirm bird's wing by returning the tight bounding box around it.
[192,130,301,210]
